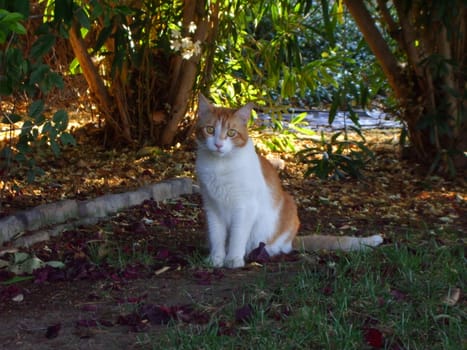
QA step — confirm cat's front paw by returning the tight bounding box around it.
[208,254,225,268]
[224,256,245,269]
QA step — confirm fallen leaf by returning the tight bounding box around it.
[364,327,384,348]
[390,289,407,301]
[217,320,237,336]
[154,266,171,275]
[45,323,61,339]
[235,304,254,323]
[76,319,98,327]
[0,259,9,269]
[80,304,98,312]
[9,254,44,275]
[117,313,148,332]
[246,242,270,264]
[139,304,172,325]
[0,285,23,302]
[12,293,24,302]
[156,248,170,260]
[442,287,461,306]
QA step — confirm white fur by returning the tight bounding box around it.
[196,138,279,268]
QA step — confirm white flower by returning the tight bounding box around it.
[193,40,202,55]
[182,49,194,60]
[170,38,181,52]
[188,21,197,33]
[181,37,193,49]
[171,29,181,39]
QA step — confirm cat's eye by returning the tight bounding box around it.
[205,126,215,135]
[226,129,237,137]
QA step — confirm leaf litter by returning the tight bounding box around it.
[0,128,465,348]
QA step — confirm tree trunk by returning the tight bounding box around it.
[68,20,133,144]
[344,0,466,174]
[160,0,210,146]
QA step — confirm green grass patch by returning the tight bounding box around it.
[139,238,465,349]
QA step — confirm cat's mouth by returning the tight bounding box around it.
[213,149,226,156]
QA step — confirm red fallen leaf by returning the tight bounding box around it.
[80,304,98,312]
[172,200,183,210]
[156,248,170,260]
[34,265,66,284]
[321,284,333,296]
[45,323,61,339]
[364,327,384,348]
[217,320,237,336]
[246,242,270,264]
[172,304,210,324]
[378,297,386,307]
[163,217,179,227]
[121,265,144,280]
[130,221,148,234]
[0,285,23,302]
[98,319,114,327]
[127,293,148,304]
[138,304,172,325]
[235,304,254,323]
[0,269,14,282]
[268,304,292,321]
[87,293,101,301]
[76,319,98,328]
[117,313,148,332]
[390,289,407,301]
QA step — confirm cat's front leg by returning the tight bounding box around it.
[206,209,227,267]
[224,212,254,268]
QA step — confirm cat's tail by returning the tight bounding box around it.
[292,234,383,252]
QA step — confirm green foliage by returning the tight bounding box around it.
[260,112,314,153]
[207,0,386,107]
[0,9,26,43]
[297,128,373,180]
[202,1,382,180]
[0,6,75,185]
[45,0,188,143]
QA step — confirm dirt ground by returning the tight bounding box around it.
[0,123,465,349]
[0,256,289,349]
[0,192,308,349]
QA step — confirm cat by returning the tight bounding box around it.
[195,94,383,268]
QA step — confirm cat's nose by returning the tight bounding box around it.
[215,142,223,149]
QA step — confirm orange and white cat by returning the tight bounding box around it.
[195,94,383,268]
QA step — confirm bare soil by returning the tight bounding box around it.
[0,124,465,349]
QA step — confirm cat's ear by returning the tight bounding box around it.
[198,93,213,120]
[234,102,255,125]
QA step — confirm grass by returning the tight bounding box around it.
[138,236,465,350]
[86,238,155,269]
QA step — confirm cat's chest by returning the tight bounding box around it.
[196,149,265,201]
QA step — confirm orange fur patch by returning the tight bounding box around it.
[258,155,300,245]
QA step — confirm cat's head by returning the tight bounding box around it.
[196,94,255,156]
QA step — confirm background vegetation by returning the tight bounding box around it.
[1,0,465,182]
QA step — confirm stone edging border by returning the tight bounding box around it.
[0,178,196,248]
